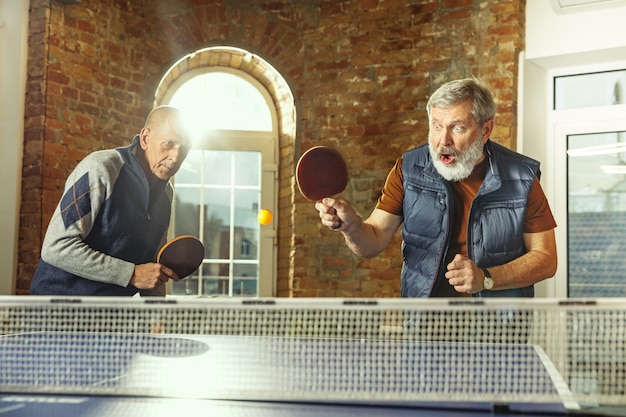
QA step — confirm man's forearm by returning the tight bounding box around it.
[342,221,384,258]
[486,250,557,291]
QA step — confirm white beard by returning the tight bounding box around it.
[429,135,485,182]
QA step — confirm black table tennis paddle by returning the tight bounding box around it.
[157,235,204,279]
[296,146,348,201]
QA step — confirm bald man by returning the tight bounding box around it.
[31,106,192,296]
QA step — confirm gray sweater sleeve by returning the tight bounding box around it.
[40,150,135,287]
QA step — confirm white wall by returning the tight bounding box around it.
[523,0,626,297]
[527,0,626,65]
[0,0,29,294]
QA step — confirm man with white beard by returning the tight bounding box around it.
[315,78,557,298]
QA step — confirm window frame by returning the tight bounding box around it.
[162,68,279,298]
[522,57,626,298]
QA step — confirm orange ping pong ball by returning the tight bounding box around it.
[257,209,273,225]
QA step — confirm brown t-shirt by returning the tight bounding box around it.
[376,156,557,297]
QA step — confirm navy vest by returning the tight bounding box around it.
[30,136,171,296]
[400,140,540,298]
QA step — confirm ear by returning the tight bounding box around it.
[481,119,494,143]
[139,127,150,150]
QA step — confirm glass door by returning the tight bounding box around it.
[550,67,626,298]
[567,131,626,297]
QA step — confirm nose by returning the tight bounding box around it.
[168,145,183,163]
[432,127,453,148]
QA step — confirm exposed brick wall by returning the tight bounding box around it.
[19,0,525,297]
[19,0,48,294]
[292,0,525,297]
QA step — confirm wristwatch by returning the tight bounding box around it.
[482,268,494,290]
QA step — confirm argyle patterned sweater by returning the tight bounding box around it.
[30,135,172,296]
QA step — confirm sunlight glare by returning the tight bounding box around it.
[170,72,272,146]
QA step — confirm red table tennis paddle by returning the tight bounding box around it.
[157,235,204,279]
[296,146,348,201]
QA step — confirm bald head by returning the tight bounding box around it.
[144,105,182,128]
[138,106,191,182]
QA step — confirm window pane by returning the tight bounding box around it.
[205,188,231,259]
[203,263,230,296]
[567,131,626,297]
[174,188,200,236]
[204,150,232,186]
[555,70,626,110]
[176,151,202,184]
[171,276,198,296]
[233,263,257,296]
[235,152,260,186]
[234,188,260,260]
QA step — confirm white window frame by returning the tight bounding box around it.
[521,56,626,297]
[161,68,279,297]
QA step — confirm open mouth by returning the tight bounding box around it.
[440,153,456,164]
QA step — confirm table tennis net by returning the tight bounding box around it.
[0,297,623,410]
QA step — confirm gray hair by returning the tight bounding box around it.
[426,78,496,126]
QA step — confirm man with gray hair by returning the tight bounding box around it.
[315,78,557,298]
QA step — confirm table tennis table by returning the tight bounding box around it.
[0,296,623,417]
[0,395,582,417]
[0,332,576,416]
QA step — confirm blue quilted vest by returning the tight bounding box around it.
[400,140,540,298]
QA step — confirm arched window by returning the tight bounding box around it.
[160,65,280,298]
[171,71,272,132]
